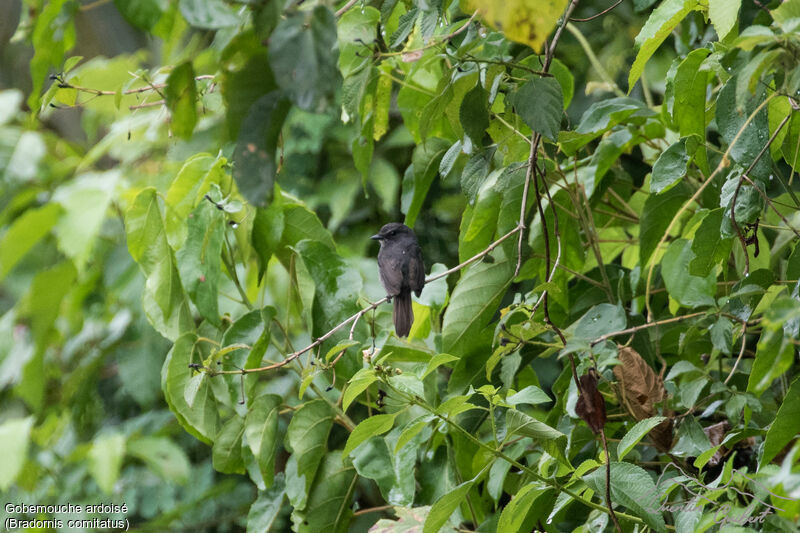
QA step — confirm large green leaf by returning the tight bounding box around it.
[629,0,700,91]
[127,436,191,484]
[709,0,741,38]
[689,208,732,277]
[178,0,239,29]
[716,77,772,182]
[162,333,220,443]
[232,92,290,207]
[213,416,246,474]
[285,399,336,508]
[246,394,282,487]
[126,188,192,340]
[511,76,563,142]
[617,417,668,460]
[422,479,474,533]
[342,413,396,458]
[639,183,690,266]
[584,462,666,532]
[505,409,568,464]
[269,6,339,110]
[672,49,710,174]
[761,376,800,466]
[0,416,34,490]
[441,252,513,358]
[165,61,197,139]
[402,138,450,228]
[176,201,223,326]
[0,203,60,281]
[247,475,286,533]
[651,138,691,194]
[292,452,357,533]
[88,433,126,494]
[747,327,794,397]
[662,239,717,308]
[497,482,548,533]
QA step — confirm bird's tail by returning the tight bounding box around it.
[393,290,413,337]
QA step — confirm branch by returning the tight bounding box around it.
[590,312,706,346]
[210,226,522,376]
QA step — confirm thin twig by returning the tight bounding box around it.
[571,0,623,22]
[724,319,748,385]
[211,227,522,375]
[600,430,623,533]
[335,0,360,17]
[590,312,706,346]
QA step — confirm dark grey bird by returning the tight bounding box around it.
[371,223,425,337]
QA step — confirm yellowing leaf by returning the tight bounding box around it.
[466,0,568,52]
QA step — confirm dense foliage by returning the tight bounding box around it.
[2,0,800,531]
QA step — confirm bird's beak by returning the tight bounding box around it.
[370,234,382,241]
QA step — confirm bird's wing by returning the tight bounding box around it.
[378,251,404,296]
[409,243,425,296]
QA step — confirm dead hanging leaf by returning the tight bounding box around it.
[613,346,674,452]
[613,347,666,420]
[575,369,606,434]
[703,420,730,467]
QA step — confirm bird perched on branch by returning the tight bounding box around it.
[371,223,425,337]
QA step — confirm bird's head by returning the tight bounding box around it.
[370,223,415,244]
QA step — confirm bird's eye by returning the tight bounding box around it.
[390,230,396,236]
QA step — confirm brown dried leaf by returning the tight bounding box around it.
[575,370,606,434]
[703,420,731,467]
[650,418,674,452]
[613,346,666,421]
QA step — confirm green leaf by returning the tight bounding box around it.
[629,0,699,91]
[585,462,666,532]
[459,169,503,262]
[343,413,397,458]
[672,49,711,174]
[460,82,490,145]
[269,6,339,110]
[53,171,117,272]
[505,410,568,465]
[343,369,378,412]
[442,252,513,358]
[126,188,192,340]
[662,239,717,308]
[640,183,690,266]
[325,340,361,362]
[617,417,668,460]
[220,307,275,409]
[710,316,733,354]
[352,430,416,506]
[0,416,34,490]
[337,7,380,78]
[114,0,166,31]
[761,376,800,466]
[402,138,450,228]
[286,399,335,505]
[460,146,494,204]
[709,0,741,38]
[295,240,364,362]
[214,416,246,474]
[771,0,800,24]
[176,201,224,326]
[716,77,772,182]
[178,0,239,29]
[497,482,547,533]
[506,385,552,406]
[747,327,794,396]
[570,303,627,341]
[292,453,356,533]
[165,154,229,248]
[280,199,336,252]
[511,76,563,142]
[165,61,197,139]
[0,203,60,281]
[651,138,691,194]
[247,475,286,533]
[253,199,285,281]
[246,394,282,487]
[162,333,220,443]
[127,436,191,484]
[689,208,732,277]
[395,417,431,453]
[232,92,291,206]
[560,96,653,155]
[88,433,126,494]
[420,353,458,379]
[422,479,475,533]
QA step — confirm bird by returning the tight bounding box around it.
[370,223,425,337]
